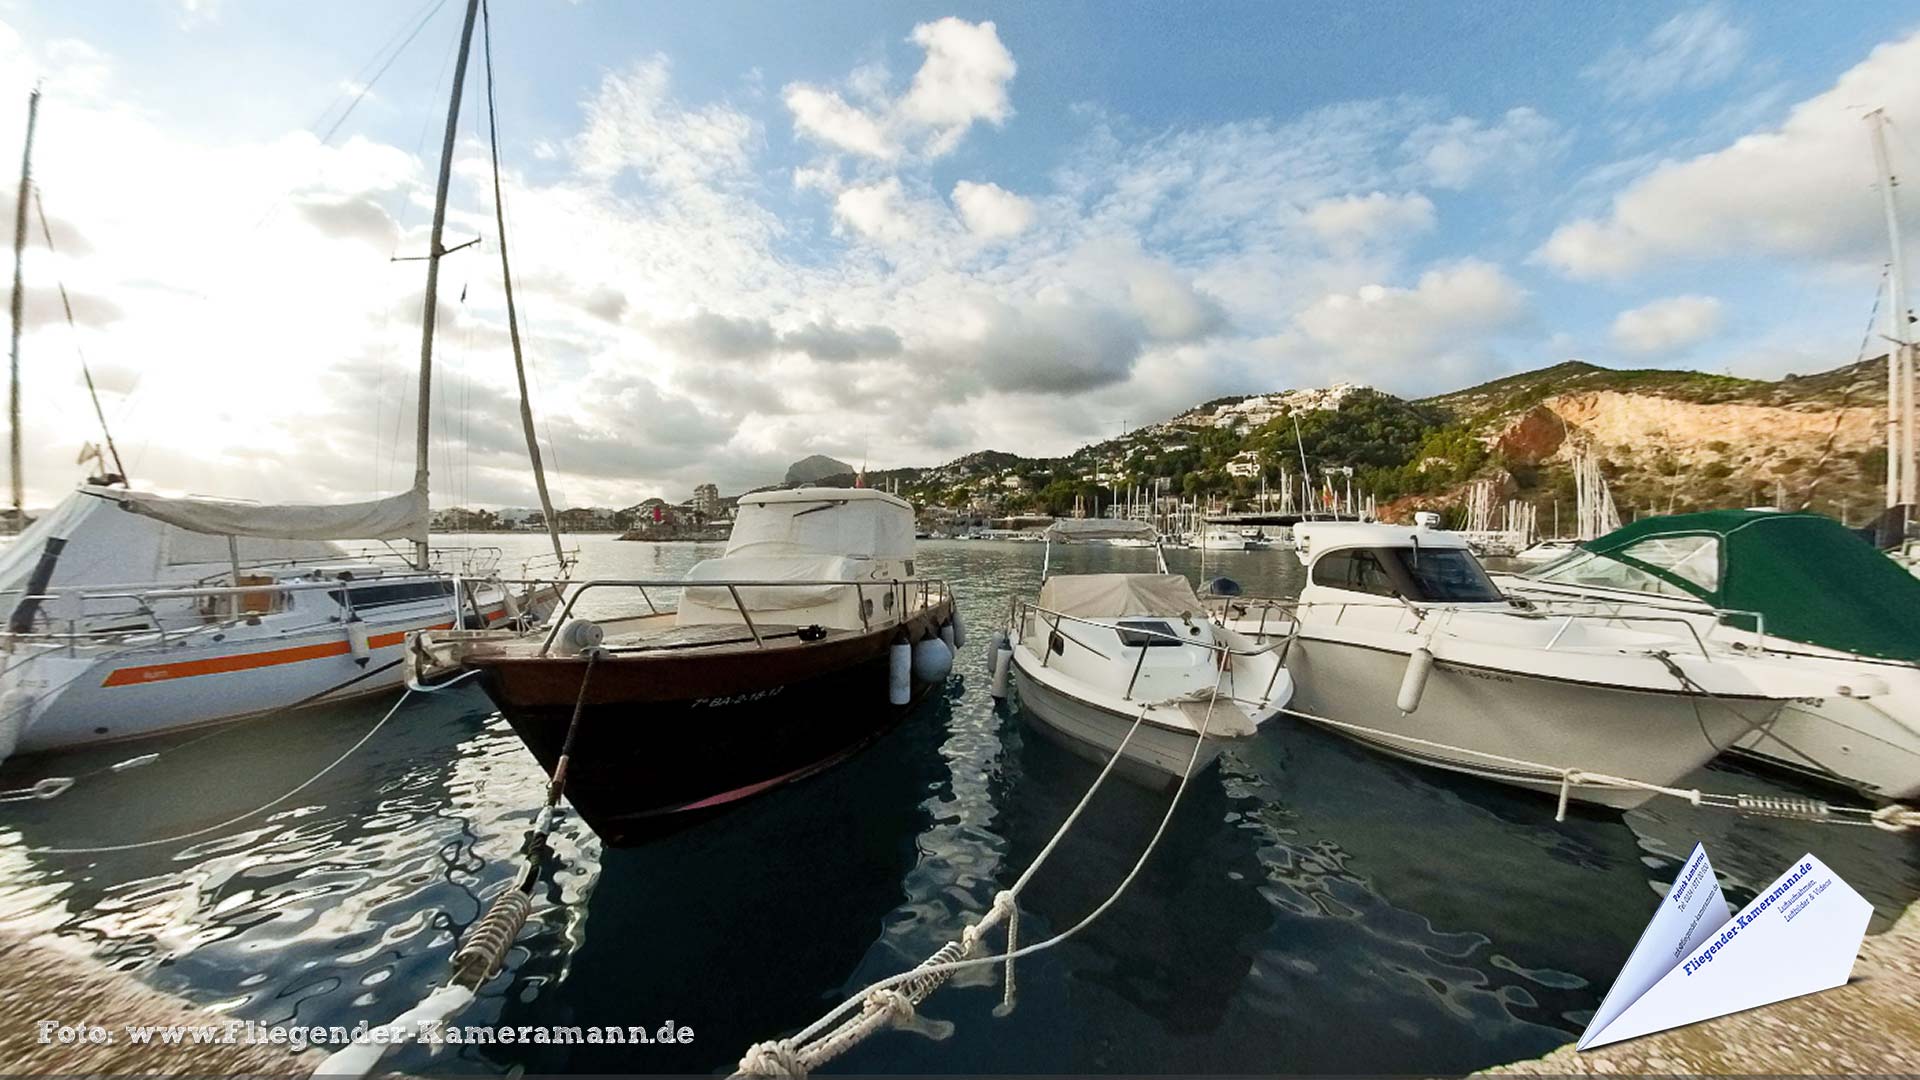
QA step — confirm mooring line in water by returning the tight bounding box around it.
[733,672,1228,1078]
[30,688,417,855]
[314,649,600,1080]
[1278,704,1919,834]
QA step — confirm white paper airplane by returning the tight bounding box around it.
[1578,844,1872,1050]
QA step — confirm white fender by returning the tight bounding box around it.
[345,616,372,666]
[913,637,954,684]
[888,640,913,705]
[1397,647,1434,714]
[939,623,957,650]
[948,606,967,650]
[990,644,1013,699]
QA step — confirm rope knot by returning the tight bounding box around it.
[865,988,917,1025]
[1872,803,1919,833]
[737,1037,807,1078]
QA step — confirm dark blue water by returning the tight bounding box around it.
[2,537,1915,1075]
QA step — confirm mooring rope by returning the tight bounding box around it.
[314,649,599,1080]
[28,688,416,855]
[735,671,1227,1078]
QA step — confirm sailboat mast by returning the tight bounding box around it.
[8,88,38,529]
[480,1,565,571]
[1868,108,1914,507]
[412,0,483,570]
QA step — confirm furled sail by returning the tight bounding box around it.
[83,484,427,542]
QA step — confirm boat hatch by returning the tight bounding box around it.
[1117,619,1191,647]
[1310,546,1504,603]
[327,579,457,612]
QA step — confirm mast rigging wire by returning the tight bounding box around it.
[30,188,127,484]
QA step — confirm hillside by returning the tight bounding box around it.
[789,354,1896,528]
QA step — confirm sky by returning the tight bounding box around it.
[1,1,1918,510]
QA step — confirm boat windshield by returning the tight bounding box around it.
[1311,545,1504,603]
[1525,548,1702,598]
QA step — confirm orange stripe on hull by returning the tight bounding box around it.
[101,621,457,686]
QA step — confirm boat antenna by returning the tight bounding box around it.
[480,0,565,572]
[412,0,482,570]
[8,86,39,530]
[1867,108,1915,508]
[31,189,126,485]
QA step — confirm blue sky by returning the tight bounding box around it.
[1,1,1918,507]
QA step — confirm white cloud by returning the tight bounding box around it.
[1303,191,1435,248]
[1583,5,1748,104]
[1539,30,1920,279]
[1610,295,1724,353]
[572,56,756,186]
[1295,260,1529,370]
[783,18,1015,162]
[833,177,921,244]
[951,179,1033,238]
[1404,107,1562,189]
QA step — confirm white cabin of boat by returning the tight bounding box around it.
[677,486,920,630]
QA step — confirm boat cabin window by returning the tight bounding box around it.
[1116,619,1184,647]
[1312,546,1504,603]
[328,580,456,612]
[1614,535,1720,591]
[1311,549,1397,597]
[1529,549,1697,598]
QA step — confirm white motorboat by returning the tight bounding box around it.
[998,519,1292,787]
[1215,522,1855,810]
[1499,509,1920,801]
[1510,538,1582,564]
[1185,524,1251,551]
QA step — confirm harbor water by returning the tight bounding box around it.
[1,536,1916,1075]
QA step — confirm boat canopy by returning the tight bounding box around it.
[725,487,915,560]
[1044,519,1159,543]
[1038,573,1204,619]
[1554,510,1920,662]
[87,484,427,541]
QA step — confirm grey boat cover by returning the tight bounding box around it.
[1038,573,1204,618]
[1044,518,1159,543]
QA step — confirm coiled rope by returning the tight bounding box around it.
[735,670,1227,1078]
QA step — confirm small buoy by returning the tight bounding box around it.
[556,619,605,657]
[949,607,967,650]
[990,644,1013,699]
[888,638,913,705]
[913,637,954,683]
[939,622,957,650]
[1397,646,1434,714]
[345,616,372,666]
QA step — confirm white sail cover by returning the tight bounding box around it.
[88,484,427,541]
[1045,519,1160,543]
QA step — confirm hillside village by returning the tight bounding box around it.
[432,354,1897,537]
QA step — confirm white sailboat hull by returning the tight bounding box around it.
[4,584,556,756]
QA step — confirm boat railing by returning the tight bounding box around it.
[0,569,524,649]
[1009,597,1291,703]
[534,577,954,655]
[1205,593,1727,660]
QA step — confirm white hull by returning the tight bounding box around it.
[4,583,557,756]
[1499,576,1920,801]
[1012,653,1227,786]
[1284,634,1755,810]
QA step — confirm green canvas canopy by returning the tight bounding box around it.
[1581,510,1920,662]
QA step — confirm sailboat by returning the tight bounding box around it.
[0,38,568,763]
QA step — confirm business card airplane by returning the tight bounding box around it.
[1578,844,1872,1050]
